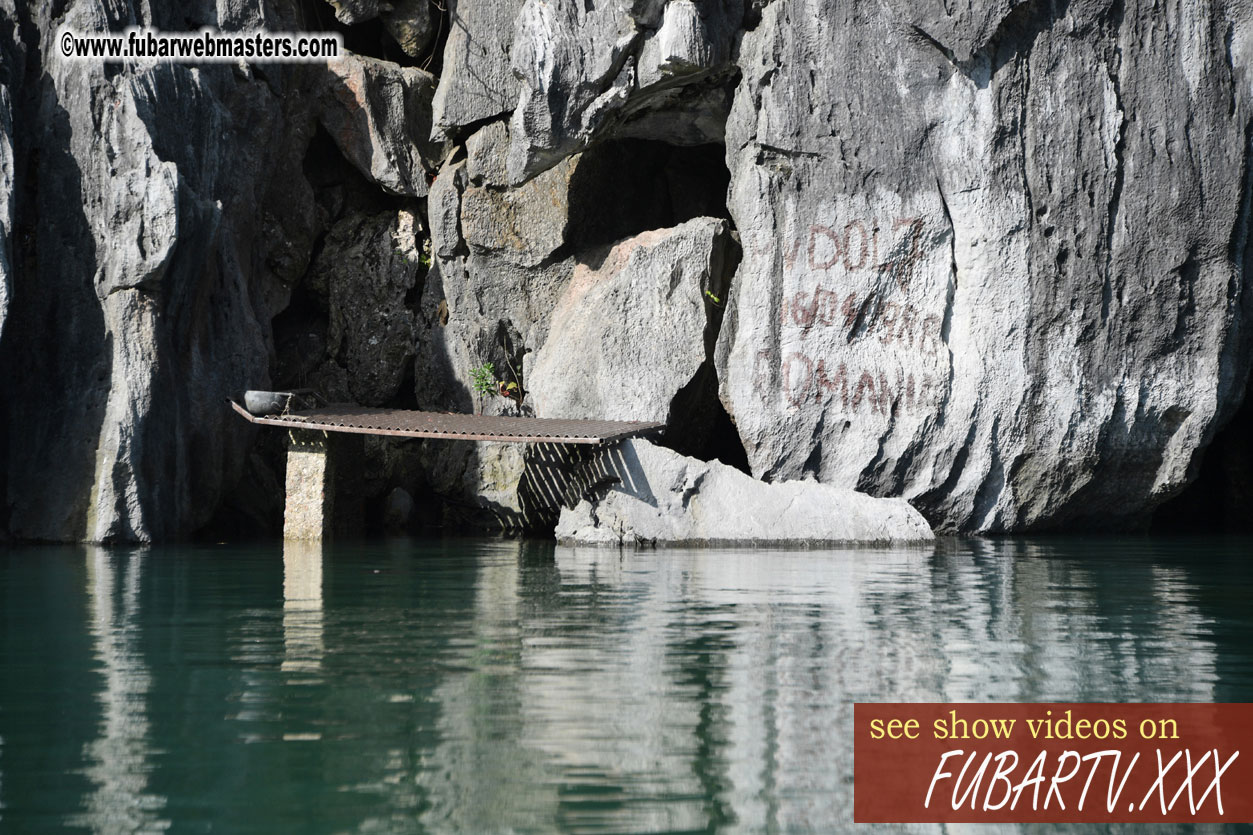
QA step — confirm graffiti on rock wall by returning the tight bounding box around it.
[780,289,943,354]
[779,353,942,415]
[781,217,925,290]
[766,209,949,414]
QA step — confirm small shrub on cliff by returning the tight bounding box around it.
[470,363,497,399]
[469,361,526,414]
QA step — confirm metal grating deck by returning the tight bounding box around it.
[229,400,664,445]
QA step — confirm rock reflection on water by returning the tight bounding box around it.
[416,540,1222,834]
[71,547,169,834]
[0,538,1237,834]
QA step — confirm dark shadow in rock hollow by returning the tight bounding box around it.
[566,139,732,257]
[298,0,444,68]
[1152,373,1253,534]
[664,362,750,474]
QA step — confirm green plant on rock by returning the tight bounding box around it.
[470,362,497,398]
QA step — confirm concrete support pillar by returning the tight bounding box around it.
[284,430,333,541]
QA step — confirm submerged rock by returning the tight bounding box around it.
[556,439,935,546]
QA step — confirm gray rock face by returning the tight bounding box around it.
[636,0,737,88]
[556,439,935,545]
[414,128,744,528]
[304,209,423,406]
[317,55,446,197]
[506,0,740,183]
[1,0,322,541]
[0,0,12,352]
[717,0,1253,532]
[0,0,20,362]
[422,141,584,412]
[0,0,14,364]
[465,121,511,187]
[411,144,582,525]
[428,156,466,260]
[460,155,576,267]
[506,0,643,181]
[530,217,735,422]
[422,0,739,182]
[326,0,385,23]
[431,252,576,418]
[431,0,523,139]
[3,0,1251,543]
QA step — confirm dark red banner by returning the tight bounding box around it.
[854,703,1253,823]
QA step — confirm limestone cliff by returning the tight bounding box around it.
[718,0,1253,531]
[1,0,322,542]
[0,0,1249,541]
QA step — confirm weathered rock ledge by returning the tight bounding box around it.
[556,439,934,546]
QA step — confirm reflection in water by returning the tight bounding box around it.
[422,544,565,830]
[282,541,324,676]
[72,547,168,834]
[0,538,1243,834]
[415,542,1224,833]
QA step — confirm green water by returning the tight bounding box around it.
[0,537,1251,833]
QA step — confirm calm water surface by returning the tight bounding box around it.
[0,537,1251,833]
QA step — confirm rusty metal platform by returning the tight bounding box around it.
[229,399,664,445]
